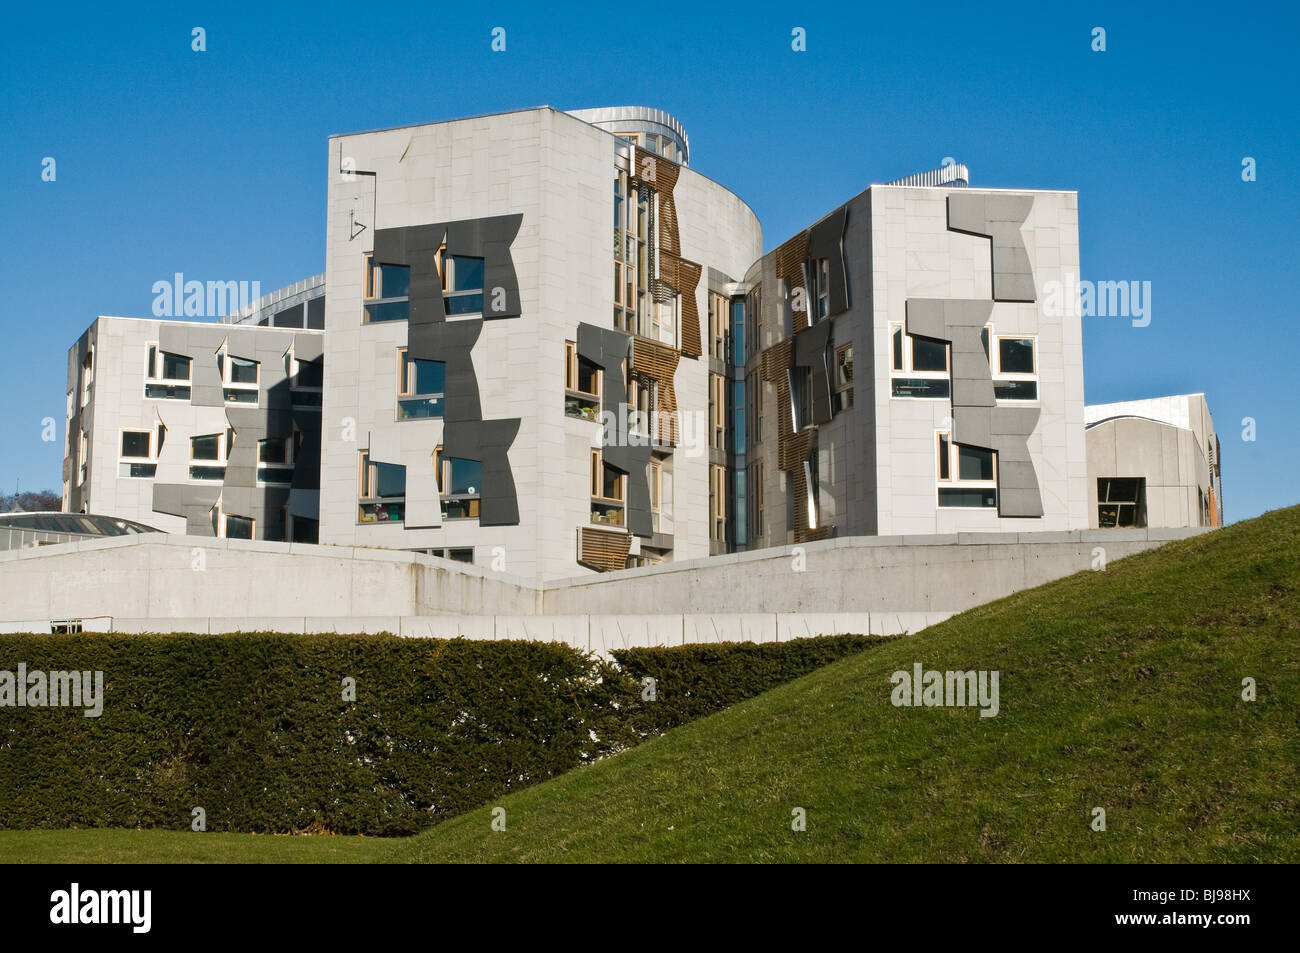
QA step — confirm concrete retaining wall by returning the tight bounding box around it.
[0,528,1210,647]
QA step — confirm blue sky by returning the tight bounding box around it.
[2,1,1296,522]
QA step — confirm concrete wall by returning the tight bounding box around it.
[0,528,1209,647]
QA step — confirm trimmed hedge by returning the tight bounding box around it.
[0,632,879,835]
[613,635,882,736]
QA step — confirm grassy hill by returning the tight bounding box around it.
[388,506,1300,863]
[3,506,1297,863]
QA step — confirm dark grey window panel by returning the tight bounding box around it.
[807,205,850,317]
[372,214,523,324]
[273,304,304,328]
[603,444,653,538]
[306,296,325,329]
[793,318,833,425]
[441,419,520,526]
[151,483,221,536]
[576,322,632,435]
[946,194,1036,303]
[293,333,324,364]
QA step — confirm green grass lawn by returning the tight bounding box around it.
[4,505,1297,863]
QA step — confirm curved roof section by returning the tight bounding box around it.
[566,106,690,166]
[0,512,163,536]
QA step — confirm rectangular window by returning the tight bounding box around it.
[890,323,951,399]
[709,293,728,360]
[145,343,192,400]
[834,343,854,411]
[189,430,232,481]
[358,450,406,523]
[363,254,411,323]
[710,373,726,449]
[121,430,151,459]
[986,331,1038,401]
[565,341,601,421]
[753,459,764,537]
[433,446,482,520]
[118,429,156,478]
[816,258,830,319]
[223,514,254,540]
[937,431,997,508]
[217,348,260,404]
[711,464,727,541]
[589,448,626,526]
[257,436,293,484]
[81,350,94,406]
[440,251,486,316]
[649,460,662,534]
[1098,477,1147,528]
[397,348,446,419]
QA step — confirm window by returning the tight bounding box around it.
[284,347,323,407]
[257,436,294,484]
[711,464,727,541]
[753,459,765,537]
[118,429,156,479]
[422,547,474,563]
[358,450,406,523]
[710,373,726,450]
[709,293,729,360]
[77,430,88,485]
[649,460,662,533]
[80,350,94,406]
[834,343,854,411]
[564,341,601,421]
[224,514,254,540]
[290,515,319,544]
[982,329,1038,401]
[435,449,482,520]
[628,372,657,438]
[439,248,486,316]
[814,258,830,319]
[937,431,997,508]
[397,348,446,419]
[209,502,254,539]
[189,430,232,481]
[590,448,626,526]
[217,346,259,404]
[1097,477,1147,528]
[889,323,951,398]
[145,343,192,400]
[363,254,411,322]
[787,367,813,430]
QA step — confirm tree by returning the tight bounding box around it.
[0,490,62,513]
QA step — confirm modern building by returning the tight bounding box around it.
[736,180,1086,546]
[1084,393,1223,528]
[320,106,759,580]
[59,104,1221,588]
[63,277,326,542]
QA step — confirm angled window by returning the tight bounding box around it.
[189,430,231,481]
[358,450,406,523]
[257,436,294,485]
[834,343,854,411]
[889,322,951,399]
[589,448,626,526]
[217,346,259,404]
[363,253,411,323]
[564,341,601,421]
[397,348,446,419]
[936,430,997,508]
[144,342,193,400]
[438,248,486,317]
[435,446,482,520]
[80,350,94,406]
